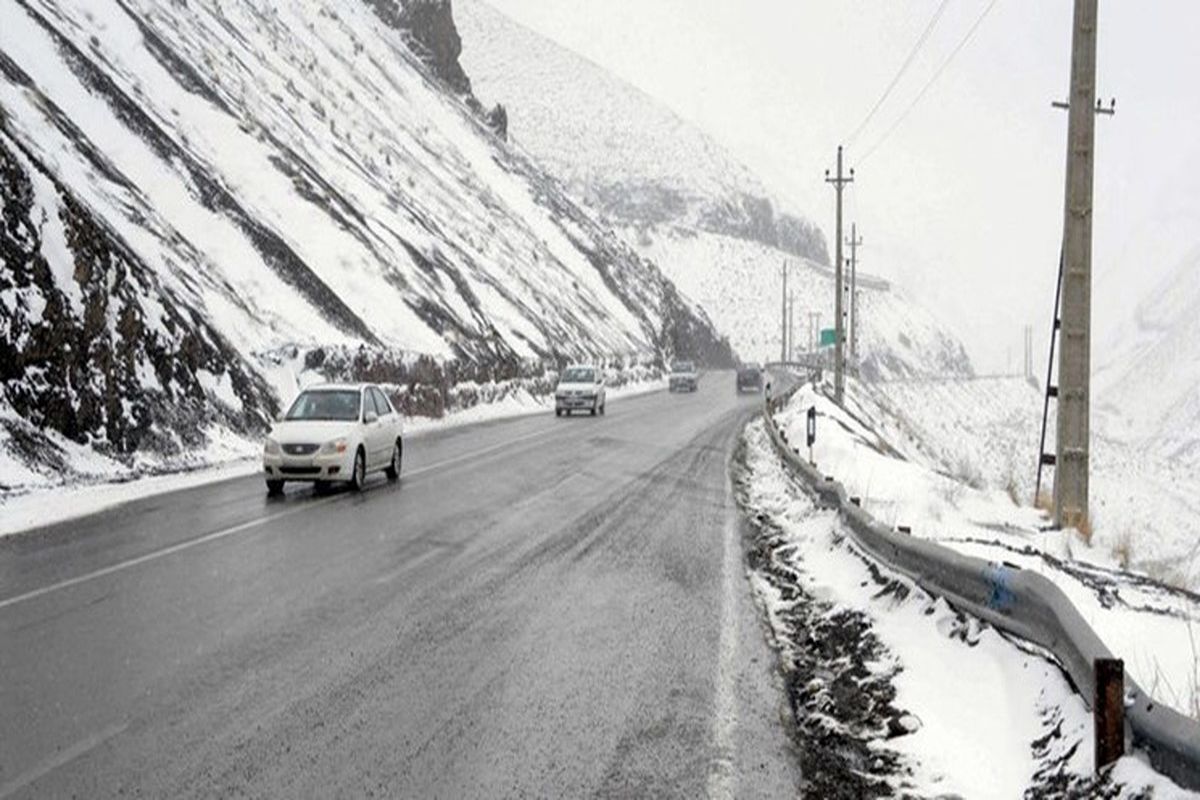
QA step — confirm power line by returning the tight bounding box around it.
[845,0,953,148]
[858,0,1004,165]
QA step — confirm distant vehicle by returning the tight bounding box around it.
[668,360,699,393]
[555,364,606,416]
[736,364,764,393]
[262,383,402,495]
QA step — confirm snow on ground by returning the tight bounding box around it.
[775,378,1200,723]
[737,419,1185,798]
[0,376,666,537]
[851,374,1200,590]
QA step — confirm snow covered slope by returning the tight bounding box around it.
[457,0,971,378]
[634,229,972,378]
[455,0,828,265]
[1095,247,1200,467]
[0,0,731,487]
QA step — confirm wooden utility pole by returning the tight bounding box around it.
[846,224,863,359]
[825,146,854,404]
[1054,0,1103,530]
[780,261,788,363]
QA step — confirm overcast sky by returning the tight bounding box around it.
[481,0,1200,372]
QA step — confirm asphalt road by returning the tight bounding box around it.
[0,375,799,798]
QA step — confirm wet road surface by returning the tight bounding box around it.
[0,375,799,798]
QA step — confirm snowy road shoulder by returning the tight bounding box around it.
[775,380,1200,727]
[734,418,1186,798]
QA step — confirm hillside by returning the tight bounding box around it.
[1094,247,1200,467]
[455,0,827,265]
[457,0,970,378]
[0,0,731,489]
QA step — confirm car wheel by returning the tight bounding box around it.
[385,439,402,481]
[266,479,285,496]
[555,408,562,417]
[350,448,366,491]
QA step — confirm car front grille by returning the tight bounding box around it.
[283,443,319,456]
[280,466,321,476]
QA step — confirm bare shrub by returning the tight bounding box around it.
[1111,530,1134,570]
[952,454,984,491]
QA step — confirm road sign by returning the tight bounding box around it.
[819,328,837,348]
[806,406,817,447]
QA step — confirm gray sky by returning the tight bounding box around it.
[482,0,1200,372]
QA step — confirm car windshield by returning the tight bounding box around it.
[285,390,361,421]
[671,361,695,373]
[561,368,595,383]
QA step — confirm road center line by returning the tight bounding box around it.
[0,423,565,613]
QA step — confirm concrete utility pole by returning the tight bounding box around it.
[780,261,788,363]
[808,312,821,357]
[788,292,796,362]
[1024,325,1033,380]
[1054,0,1103,530]
[825,146,854,404]
[846,224,863,359]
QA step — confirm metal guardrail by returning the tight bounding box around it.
[760,376,1200,791]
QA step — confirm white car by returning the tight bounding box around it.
[262,383,403,495]
[555,364,607,417]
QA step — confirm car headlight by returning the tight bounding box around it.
[320,438,349,455]
[263,438,281,455]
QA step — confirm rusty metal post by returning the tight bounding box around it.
[1094,657,1125,772]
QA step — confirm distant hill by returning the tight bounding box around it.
[455,0,828,265]
[457,0,970,376]
[1095,247,1200,466]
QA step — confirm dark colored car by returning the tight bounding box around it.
[668,360,699,393]
[736,365,763,394]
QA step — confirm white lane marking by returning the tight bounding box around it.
[707,491,741,800]
[0,424,565,613]
[0,497,338,613]
[0,721,127,799]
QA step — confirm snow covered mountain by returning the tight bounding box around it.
[457,0,970,377]
[0,0,732,487]
[1095,247,1200,467]
[455,0,828,266]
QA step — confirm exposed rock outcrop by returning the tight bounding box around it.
[0,130,275,470]
[362,0,472,95]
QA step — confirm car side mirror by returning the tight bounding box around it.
[364,410,379,424]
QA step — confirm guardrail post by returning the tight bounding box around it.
[1094,658,1124,772]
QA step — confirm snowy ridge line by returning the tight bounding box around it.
[760,368,1200,791]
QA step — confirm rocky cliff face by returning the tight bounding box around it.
[362,0,472,95]
[363,0,508,139]
[0,129,275,476]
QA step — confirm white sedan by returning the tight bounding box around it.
[262,383,403,495]
[554,364,607,416]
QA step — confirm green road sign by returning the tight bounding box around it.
[819,328,837,347]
